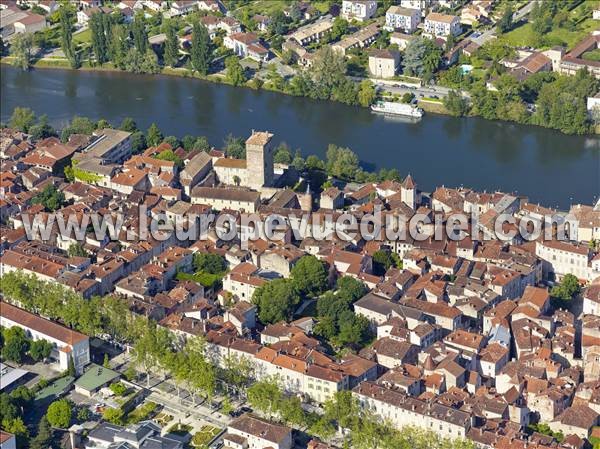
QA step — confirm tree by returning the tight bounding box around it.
[109,24,129,70]
[223,134,245,158]
[10,33,33,71]
[103,353,110,368]
[357,80,376,107]
[444,90,470,117]
[551,274,580,307]
[47,399,72,428]
[67,356,76,377]
[252,279,301,324]
[130,131,147,154]
[68,243,89,258]
[497,6,513,33]
[291,255,328,297]
[146,123,163,147]
[29,340,52,362]
[10,386,34,411]
[0,393,19,425]
[91,11,112,65]
[29,114,56,140]
[193,253,226,274]
[247,379,282,416]
[59,6,78,68]
[191,22,211,75]
[280,396,306,426]
[102,407,124,425]
[132,13,148,54]
[156,149,183,168]
[274,143,293,164]
[402,36,441,78]
[310,46,348,100]
[29,415,52,449]
[326,144,360,180]
[119,117,138,133]
[31,185,65,212]
[372,250,396,275]
[123,48,160,74]
[225,56,246,86]
[3,417,29,446]
[76,407,91,422]
[182,135,210,152]
[61,115,96,142]
[9,107,36,132]
[2,327,30,364]
[331,17,348,41]
[324,391,360,430]
[164,20,179,67]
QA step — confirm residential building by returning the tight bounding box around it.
[76,128,132,165]
[180,151,212,197]
[423,12,461,38]
[369,49,400,79]
[0,301,90,374]
[225,414,292,449]
[588,92,600,115]
[353,381,472,439]
[224,32,269,62]
[320,187,344,210]
[289,19,334,46]
[0,432,16,449]
[331,23,380,56]
[341,0,377,22]
[385,6,420,33]
[559,34,600,79]
[191,187,261,213]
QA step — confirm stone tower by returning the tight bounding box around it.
[401,174,417,210]
[246,130,274,190]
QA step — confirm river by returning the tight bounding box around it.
[1,65,599,208]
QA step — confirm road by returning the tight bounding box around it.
[378,83,453,99]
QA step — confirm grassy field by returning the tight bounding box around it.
[500,2,597,51]
[418,99,449,115]
[73,28,92,44]
[191,426,222,448]
[500,18,597,50]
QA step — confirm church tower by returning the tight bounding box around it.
[246,130,274,190]
[401,174,417,210]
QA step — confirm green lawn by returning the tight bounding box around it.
[500,15,598,51]
[583,48,600,61]
[73,28,92,44]
[176,270,223,288]
[191,426,222,447]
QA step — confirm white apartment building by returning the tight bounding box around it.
[0,301,90,374]
[424,12,461,38]
[536,240,596,281]
[385,6,421,33]
[400,0,430,14]
[583,285,600,316]
[341,0,377,22]
[353,381,472,439]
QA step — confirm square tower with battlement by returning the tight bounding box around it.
[246,130,274,190]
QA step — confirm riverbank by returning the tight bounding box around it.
[3,57,598,135]
[2,63,597,209]
[0,57,452,119]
